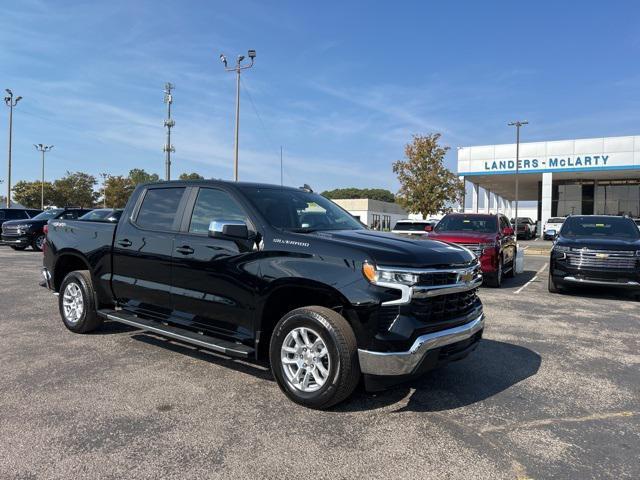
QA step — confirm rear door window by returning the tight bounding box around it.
[136,187,186,231]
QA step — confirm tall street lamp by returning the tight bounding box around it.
[219,49,256,181]
[4,89,22,207]
[508,120,528,242]
[34,144,54,210]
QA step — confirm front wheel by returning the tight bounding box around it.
[269,306,360,409]
[10,245,27,251]
[548,274,562,294]
[486,257,503,288]
[32,234,45,251]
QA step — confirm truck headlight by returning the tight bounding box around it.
[362,263,419,286]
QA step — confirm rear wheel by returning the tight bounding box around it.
[10,245,27,251]
[32,234,45,251]
[269,306,360,409]
[58,270,103,333]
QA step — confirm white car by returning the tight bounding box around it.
[391,220,435,236]
[543,217,565,240]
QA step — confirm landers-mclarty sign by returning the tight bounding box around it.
[484,154,610,172]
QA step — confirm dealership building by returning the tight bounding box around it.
[457,135,640,234]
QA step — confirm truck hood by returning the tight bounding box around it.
[1,219,46,228]
[307,229,476,268]
[558,236,640,251]
[427,231,498,243]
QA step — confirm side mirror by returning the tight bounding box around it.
[502,226,514,236]
[208,220,249,239]
[425,225,433,232]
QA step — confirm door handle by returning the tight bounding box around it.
[176,245,194,255]
[117,238,132,247]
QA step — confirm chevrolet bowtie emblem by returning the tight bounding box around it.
[459,270,474,283]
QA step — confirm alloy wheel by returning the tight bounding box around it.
[62,282,84,324]
[280,327,331,393]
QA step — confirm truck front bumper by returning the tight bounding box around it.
[358,312,484,376]
[1,235,30,246]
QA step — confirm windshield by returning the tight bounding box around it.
[435,215,498,233]
[393,222,430,231]
[560,216,640,239]
[79,209,118,221]
[241,187,365,232]
[31,209,63,220]
[548,218,565,223]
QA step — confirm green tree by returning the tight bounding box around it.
[392,133,464,216]
[321,187,395,203]
[179,172,204,180]
[51,171,99,207]
[104,175,135,208]
[12,180,56,208]
[128,168,160,185]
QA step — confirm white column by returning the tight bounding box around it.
[489,191,497,213]
[481,188,489,213]
[471,183,479,213]
[541,172,553,237]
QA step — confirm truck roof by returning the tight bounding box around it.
[139,179,305,192]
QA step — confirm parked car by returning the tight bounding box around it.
[426,213,516,288]
[510,217,536,239]
[78,208,123,223]
[391,219,435,236]
[548,215,640,294]
[543,217,566,240]
[42,180,484,409]
[0,208,42,231]
[2,207,93,251]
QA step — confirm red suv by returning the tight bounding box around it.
[427,213,517,287]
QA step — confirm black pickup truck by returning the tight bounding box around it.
[43,180,484,409]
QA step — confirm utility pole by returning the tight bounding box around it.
[219,49,256,181]
[99,172,110,208]
[163,83,175,181]
[508,120,528,241]
[34,144,53,210]
[4,89,22,207]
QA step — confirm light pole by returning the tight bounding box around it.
[4,89,22,207]
[34,144,53,210]
[219,49,256,181]
[163,83,175,181]
[508,120,528,241]
[99,172,110,208]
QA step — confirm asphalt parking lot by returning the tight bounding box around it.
[0,247,638,479]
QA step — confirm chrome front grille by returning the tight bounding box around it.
[2,225,19,235]
[458,243,482,257]
[566,249,638,270]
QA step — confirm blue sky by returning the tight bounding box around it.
[1,0,640,193]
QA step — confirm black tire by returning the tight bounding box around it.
[269,306,360,409]
[485,257,503,288]
[58,270,103,333]
[31,234,45,251]
[505,251,516,278]
[548,274,561,294]
[10,245,27,251]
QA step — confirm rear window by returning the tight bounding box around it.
[136,188,185,231]
[393,222,430,231]
[560,216,640,239]
[435,215,498,233]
